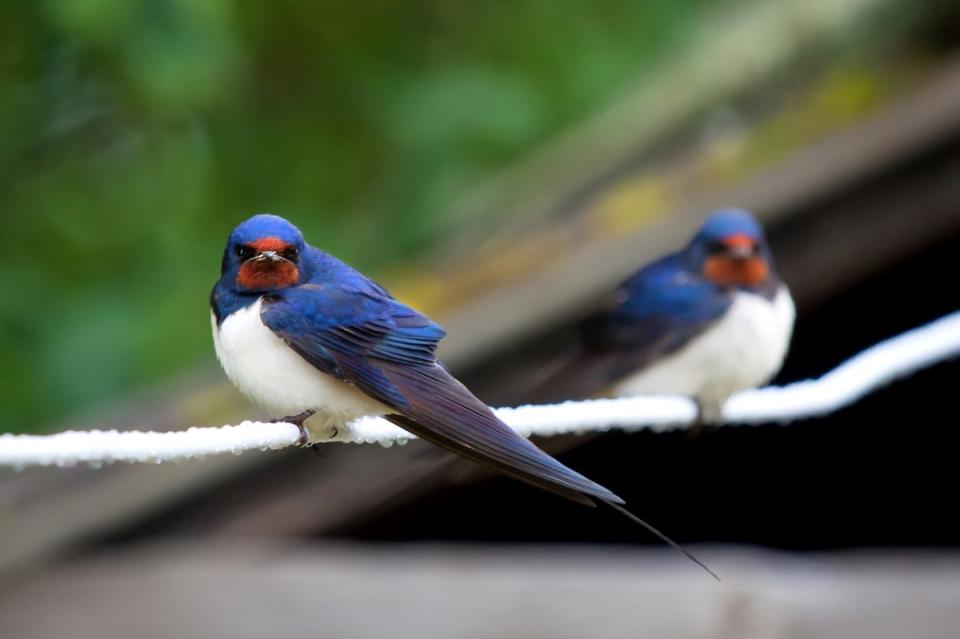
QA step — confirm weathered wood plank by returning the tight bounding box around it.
[1,545,957,639]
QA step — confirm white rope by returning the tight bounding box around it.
[2,310,959,469]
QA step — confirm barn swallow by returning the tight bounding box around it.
[210,214,717,577]
[528,208,794,423]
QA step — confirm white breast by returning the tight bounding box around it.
[612,286,795,411]
[212,299,389,432]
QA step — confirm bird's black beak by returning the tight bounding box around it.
[725,243,756,259]
[252,250,285,263]
[718,235,758,260]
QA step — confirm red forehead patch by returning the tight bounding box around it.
[704,255,768,287]
[248,237,292,253]
[721,233,755,248]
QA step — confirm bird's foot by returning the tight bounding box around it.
[272,410,316,447]
[687,399,721,441]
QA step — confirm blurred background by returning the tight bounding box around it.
[2,0,960,637]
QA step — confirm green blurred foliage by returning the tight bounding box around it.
[0,0,713,431]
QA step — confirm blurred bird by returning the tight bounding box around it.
[527,208,794,423]
[210,213,716,577]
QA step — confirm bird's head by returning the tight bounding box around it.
[221,214,307,292]
[687,208,773,288]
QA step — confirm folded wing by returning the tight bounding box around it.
[524,255,732,403]
[262,284,622,506]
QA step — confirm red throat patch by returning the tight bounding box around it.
[704,255,769,287]
[237,260,299,290]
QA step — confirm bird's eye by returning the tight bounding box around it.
[236,245,255,260]
[707,241,727,254]
[283,246,299,262]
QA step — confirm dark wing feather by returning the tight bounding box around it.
[262,285,621,506]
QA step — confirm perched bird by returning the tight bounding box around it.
[527,208,794,423]
[210,214,621,505]
[210,214,716,577]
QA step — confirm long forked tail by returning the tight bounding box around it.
[386,413,607,507]
[381,361,625,506]
[606,501,721,581]
[380,361,719,579]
